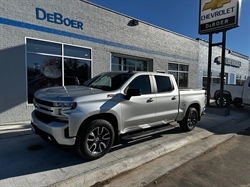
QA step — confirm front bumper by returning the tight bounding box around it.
[31,111,76,145]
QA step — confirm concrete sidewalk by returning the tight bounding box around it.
[0,122,31,138]
[0,106,249,187]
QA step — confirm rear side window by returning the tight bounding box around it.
[155,75,173,93]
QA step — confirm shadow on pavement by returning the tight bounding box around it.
[0,133,84,180]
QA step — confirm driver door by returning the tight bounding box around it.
[121,75,156,132]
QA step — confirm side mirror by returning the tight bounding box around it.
[125,88,141,100]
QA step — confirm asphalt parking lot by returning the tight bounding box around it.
[0,105,249,187]
[145,126,250,187]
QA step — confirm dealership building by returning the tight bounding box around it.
[0,0,249,124]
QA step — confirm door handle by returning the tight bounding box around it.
[147,98,154,102]
[172,96,177,100]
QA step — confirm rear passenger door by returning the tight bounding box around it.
[154,75,179,123]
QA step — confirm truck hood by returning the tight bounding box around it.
[34,86,104,102]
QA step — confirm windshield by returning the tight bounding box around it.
[85,72,134,91]
[83,74,103,87]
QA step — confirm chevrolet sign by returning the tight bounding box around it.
[199,0,241,34]
[214,56,241,67]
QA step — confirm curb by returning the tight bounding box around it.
[0,123,32,139]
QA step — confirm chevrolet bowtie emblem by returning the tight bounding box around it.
[203,0,231,11]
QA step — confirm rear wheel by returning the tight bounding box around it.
[179,107,198,132]
[215,95,231,108]
[76,119,114,160]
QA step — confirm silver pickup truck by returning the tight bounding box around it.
[31,71,206,160]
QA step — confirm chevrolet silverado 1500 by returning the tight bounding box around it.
[31,71,206,160]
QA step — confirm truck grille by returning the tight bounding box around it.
[34,98,53,107]
[35,110,68,124]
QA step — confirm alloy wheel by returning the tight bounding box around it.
[86,127,111,154]
[187,111,197,128]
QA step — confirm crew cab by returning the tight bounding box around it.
[210,76,250,107]
[31,71,206,160]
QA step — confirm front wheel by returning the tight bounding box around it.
[76,119,115,160]
[233,98,244,108]
[179,107,198,132]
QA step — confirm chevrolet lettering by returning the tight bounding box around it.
[201,7,235,21]
[214,56,241,67]
[36,8,83,30]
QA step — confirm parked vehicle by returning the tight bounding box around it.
[31,71,206,160]
[210,76,250,108]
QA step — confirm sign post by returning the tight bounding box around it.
[199,0,241,108]
[219,31,226,107]
[207,33,212,107]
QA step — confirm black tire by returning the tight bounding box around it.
[179,107,198,132]
[76,119,114,160]
[233,98,244,108]
[215,95,231,108]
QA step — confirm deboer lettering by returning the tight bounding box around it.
[205,18,229,29]
[36,8,83,30]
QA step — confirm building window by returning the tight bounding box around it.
[202,71,230,88]
[26,38,92,103]
[111,55,149,71]
[168,63,188,87]
[203,71,220,89]
[236,75,246,86]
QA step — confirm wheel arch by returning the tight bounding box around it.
[77,113,119,144]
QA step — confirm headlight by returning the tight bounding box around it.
[53,102,77,109]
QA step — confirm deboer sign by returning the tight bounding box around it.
[199,0,241,34]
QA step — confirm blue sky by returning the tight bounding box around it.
[89,0,250,57]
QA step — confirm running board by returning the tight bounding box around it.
[121,124,178,141]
